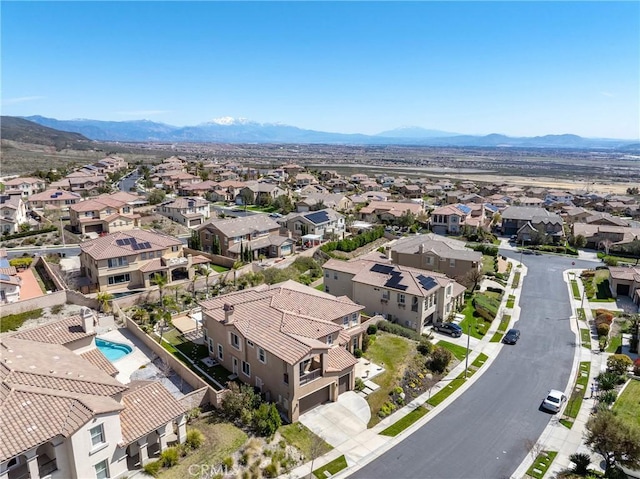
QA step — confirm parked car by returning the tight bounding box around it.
[541,389,567,413]
[502,328,521,345]
[433,322,463,338]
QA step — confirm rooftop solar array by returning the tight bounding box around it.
[132,241,152,250]
[417,274,438,291]
[370,264,394,274]
[456,204,472,214]
[384,271,408,291]
[305,210,330,225]
[115,238,132,246]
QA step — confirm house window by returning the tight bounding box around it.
[90,424,105,447]
[283,373,289,384]
[449,259,456,268]
[230,333,240,350]
[172,245,179,252]
[258,347,266,364]
[241,361,251,377]
[411,296,419,312]
[208,338,214,353]
[107,257,128,268]
[247,340,254,348]
[334,273,338,280]
[108,273,130,285]
[217,344,223,361]
[352,337,358,349]
[351,313,358,324]
[446,285,452,296]
[325,272,329,278]
[140,252,147,260]
[327,335,333,345]
[398,293,405,304]
[343,316,349,327]
[94,459,109,479]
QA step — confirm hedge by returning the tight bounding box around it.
[320,226,385,253]
[1,226,57,240]
[469,243,498,257]
[377,320,423,341]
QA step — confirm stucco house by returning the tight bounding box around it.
[70,192,141,236]
[322,257,466,332]
[389,234,482,279]
[79,229,208,292]
[608,266,640,311]
[2,177,46,198]
[0,195,28,235]
[156,197,211,228]
[501,206,564,239]
[0,310,187,479]
[359,201,424,225]
[27,189,82,212]
[200,280,366,422]
[278,209,345,240]
[429,204,472,235]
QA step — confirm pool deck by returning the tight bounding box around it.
[98,328,155,384]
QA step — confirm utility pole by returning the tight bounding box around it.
[60,217,66,247]
[464,322,471,379]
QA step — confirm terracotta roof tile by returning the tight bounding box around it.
[80,349,119,377]
[12,316,95,345]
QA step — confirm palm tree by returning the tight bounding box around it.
[152,273,168,303]
[96,292,114,313]
[158,310,173,345]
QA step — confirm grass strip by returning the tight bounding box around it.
[426,353,489,407]
[506,295,515,308]
[526,451,558,479]
[379,406,428,437]
[577,308,586,321]
[490,332,504,343]
[570,280,581,299]
[580,329,591,349]
[563,361,591,422]
[512,272,521,289]
[313,455,348,479]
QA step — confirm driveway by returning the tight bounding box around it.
[299,391,370,447]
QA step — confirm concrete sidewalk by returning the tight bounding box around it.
[284,259,529,479]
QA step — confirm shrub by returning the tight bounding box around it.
[367,324,378,335]
[222,457,234,470]
[185,429,205,449]
[599,389,618,406]
[596,371,619,391]
[353,348,363,359]
[252,402,282,437]
[143,460,162,477]
[361,332,370,352]
[603,257,619,266]
[606,354,633,375]
[596,323,610,338]
[485,286,504,295]
[599,337,607,352]
[417,339,434,356]
[160,447,180,467]
[634,358,640,376]
[569,452,591,475]
[377,320,422,341]
[355,377,366,392]
[427,346,453,374]
[595,311,614,325]
[263,463,279,478]
[378,401,396,418]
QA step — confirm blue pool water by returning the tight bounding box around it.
[96,338,133,362]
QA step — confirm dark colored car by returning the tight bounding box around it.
[434,322,463,338]
[503,328,521,344]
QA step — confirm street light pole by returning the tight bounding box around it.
[464,322,471,379]
[60,217,66,247]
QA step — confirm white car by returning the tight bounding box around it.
[542,389,567,413]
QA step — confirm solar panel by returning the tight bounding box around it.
[384,271,407,290]
[132,243,140,250]
[370,264,394,274]
[417,274,438,291]
[456,204,472,214]
[305,210,330,225]
[116,238,131,246]
[139,242,152,249]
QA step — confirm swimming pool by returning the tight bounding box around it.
[96,338,133,362]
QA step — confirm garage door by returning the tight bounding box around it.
[338,374,350,394]
[617,284,630,296]
[299,385,330,415]
[85,224,103,234]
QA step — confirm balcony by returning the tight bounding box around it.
[299,368,321,385]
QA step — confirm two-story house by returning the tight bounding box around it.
[390,234,483,279]
[156,197,211,228]
[27,189,82,212]
[197,214,294,259]
[296,193,353,213]
[322,258,466,332]
[278,209,345,240]
[79,229,207,292]
[0,250,21,304]
[200,280,366,421]
[501,206,564,242]
[430,204,472,235]
[70,192,141,236]
[237,183,287,206]
[51,171,108,196]
[0,310,187,479]
[359,201,424,225]
[0,195,28,235]
[2,177,46,198]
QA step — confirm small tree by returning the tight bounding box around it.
[427,346,452,374]
[188,229,202,250]
[607,354,633,376]
[585,410,640,476]
[147,188,166,205]
[459,268,484,293]
[152,273,168,301]
[96,292,114,313]
[252,402,281,437]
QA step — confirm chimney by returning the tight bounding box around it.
[223,303,234,324]
[80,307,95,333]
[385,246,392,260]
[419,243,425,254]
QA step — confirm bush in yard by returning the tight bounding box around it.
[367,324,378,335]
[607,354,633,376]
[263,462,279,478]
[595,312,614,325]
[252,402,282,437]
[417,339,434,356]
[378,401,396,418]
[222,457,234,470]
[185,429,205,449]
[597,323,610,338]
[160,447,179,467]
[599,337,607,352]
[569,452,591,476]
[143,460,162,477]
[353,348,363,359]
[355,377,366,392]
[221,382,261,422]
[596,371,620,391]
[376,320,422,341]
[634,358,640,376]
[427,346,453,374]
[361,332,370,352]
[599,390,618,406]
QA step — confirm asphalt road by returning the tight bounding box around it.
[6,245,81,259]
[351,252,600,479]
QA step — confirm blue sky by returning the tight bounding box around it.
[2,1,639,139]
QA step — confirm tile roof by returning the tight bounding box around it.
[391,234,482,261]
[12,315,95,345]
[360,201,424,217]
[501,206,560,221]
[227,234,293,253]
[28,189,81,202]
[119,381,185,444]
[198,214,280,238]
[80,349,119,377]
[80,229,182,260]
[326,346,358,372]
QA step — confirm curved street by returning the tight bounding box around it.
[349,253,599,479]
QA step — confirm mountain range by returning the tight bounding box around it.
[10,115,640,149]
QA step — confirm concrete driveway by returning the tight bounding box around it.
[299,391,371,447]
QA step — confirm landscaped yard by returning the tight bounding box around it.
[278,423,332,459]
[526,451,558,479]
[158,419,247,479]
[364,333,415,427]
[210,264,230,273]
[380,406,428,437]
[0,308,43,332]
[458,294,495,339]
[437,340,468,361]
[613,378,640,427]
[313,455,347,479]
[482,255,496,274]
[561,361,590,428]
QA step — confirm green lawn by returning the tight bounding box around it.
[490,332,504,342]
[210,264,230,273]
[427,376,467,407]
[458,295,491,339]
[278,423,332,459]
[570,280,581,299]
[577,308,586,321]
[580,329,592,349]
[511,271,521,288]
[562,362,591,426]
[158,419,247,479]
[314,283,325,291]
[506,295,515,308]
[613,379,640,427]
[593,269,613,300]
[526,451,557,479]
[313,455,348,479]
[379,406,428,437]
[437,340,468,361]
[606,334,622,353]
[482,255,496,274]
[365,333,415,427]
[0,308,43,332]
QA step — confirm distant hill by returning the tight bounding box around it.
[14,115,640,149]
[1,116,94,150]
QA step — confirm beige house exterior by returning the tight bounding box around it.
[0,195,27,235]
[27,189,82,211]
[70,192,141,235]
[359,201,424,225]
[156,197,211,228]
[608,266,640,310]
[323,257,466,332]
[0,311,186,479]
[3,177,46,198]
[79,229,207,292]
[390,234,482,279]
[200,280,366,422]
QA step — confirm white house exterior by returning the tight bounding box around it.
[0,195,28,234]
